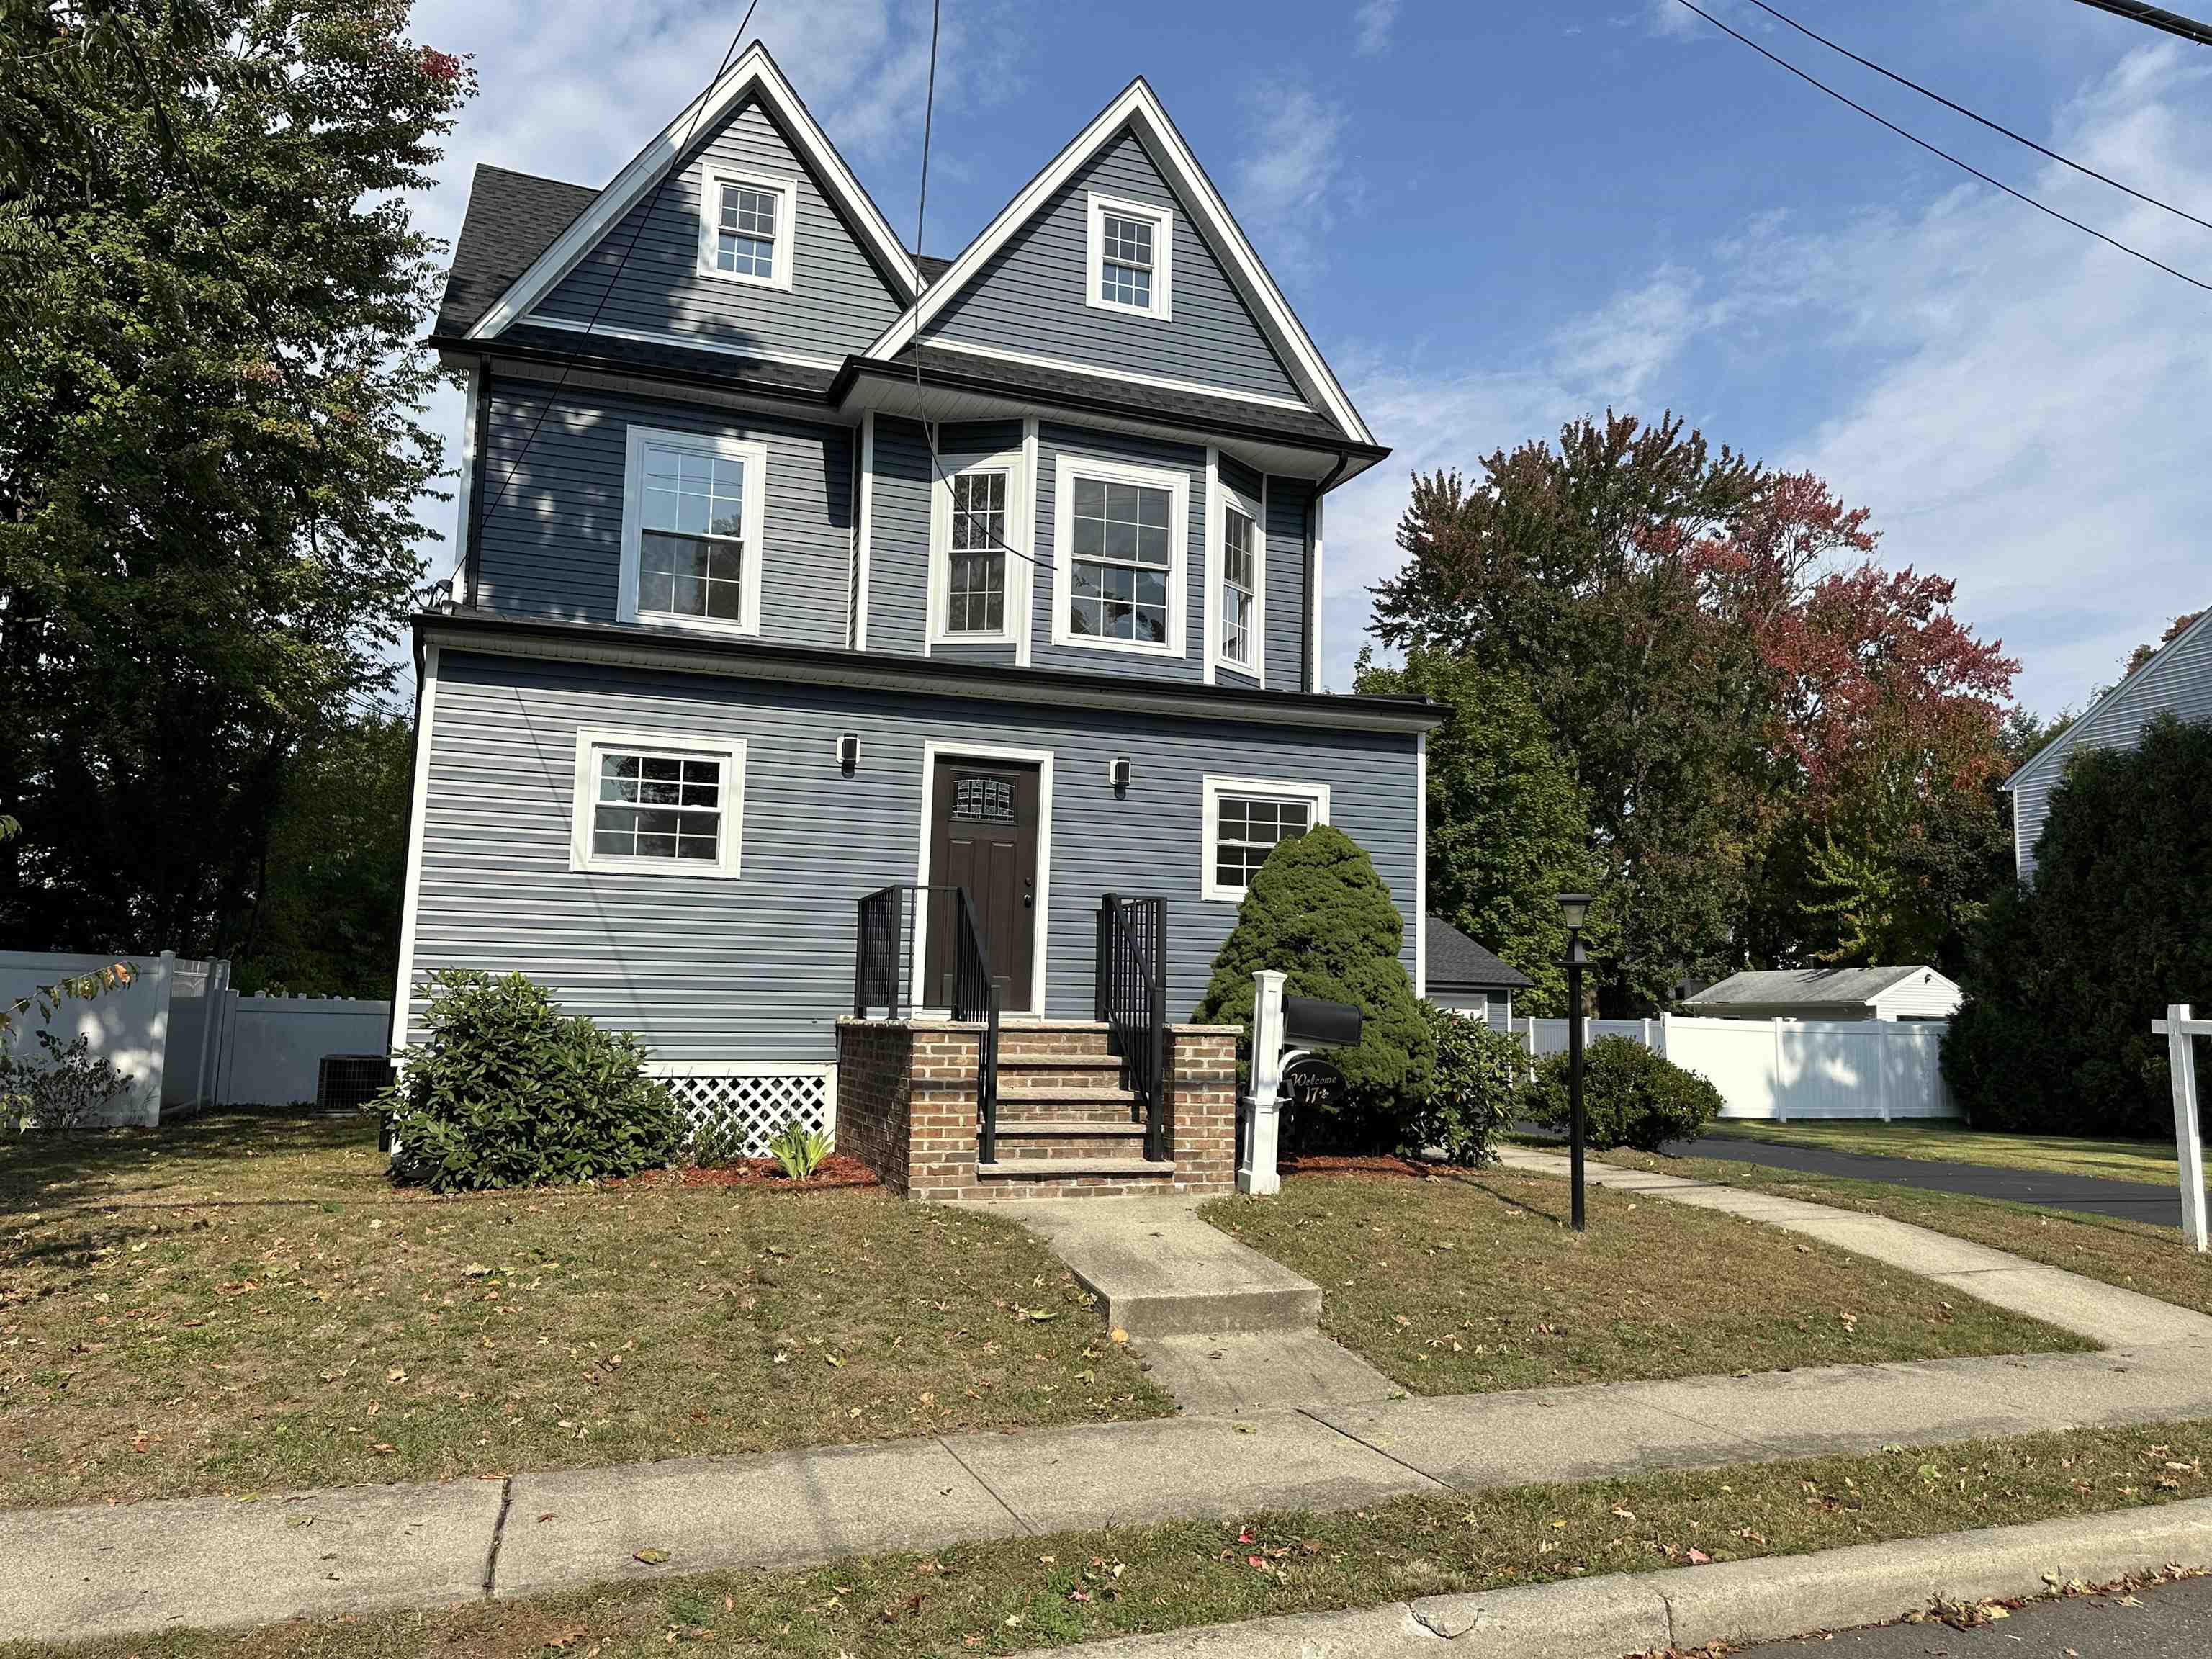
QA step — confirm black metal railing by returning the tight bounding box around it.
[1097,893,1169,1161]
[854,884,1002,1162]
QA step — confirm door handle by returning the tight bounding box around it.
[1024,877,1034,909]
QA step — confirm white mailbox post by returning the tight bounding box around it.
[1239,971,1289,1196]
[2154,1004,2211,1254]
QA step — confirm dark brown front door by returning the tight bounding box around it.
[925,757,1040,1014]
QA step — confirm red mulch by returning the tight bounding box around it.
[607,1154,882,1192]
[1278,1153,1437,1181]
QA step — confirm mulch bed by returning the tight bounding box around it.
[1279,1153,1437,1181]
[608,1153,883,1192]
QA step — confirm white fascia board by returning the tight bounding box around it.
[868,79,1372,446]
[464,44,921,341]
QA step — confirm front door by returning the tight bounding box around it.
[925,757,1040,1014]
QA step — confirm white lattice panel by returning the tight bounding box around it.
[653,1066,835,1163]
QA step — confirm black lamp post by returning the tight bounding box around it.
[1556,893,1593,1233]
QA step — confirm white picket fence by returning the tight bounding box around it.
[1513,1012,1958,1121]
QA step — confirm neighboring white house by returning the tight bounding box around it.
[2005,606,2212,882]
[1424,914,1534,1029]
[1684,966,1961,1022]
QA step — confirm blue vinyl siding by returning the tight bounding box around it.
[406,649,1421,1063]
[1264,475,1313,693]
[472,378,852,647]
[530,96,904,361]
[866,418,1028,664]
[921,127,1305,403]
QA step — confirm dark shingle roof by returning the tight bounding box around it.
[435,164,600,338]
[1425,916,1533,991]
[916,253,953,282]
[494,323,839,397]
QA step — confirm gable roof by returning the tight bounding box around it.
[1686,967,1946,1010]
[868,77,1373,446]
[461,42,922,342]
[436,165,598,338]
[1424,916,1534,991]
[2006,605,2212,791]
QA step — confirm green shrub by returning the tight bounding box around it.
[380,970,680,1192]
[1192,823,1433,1154]
[1413,1002,1521,1166]
[1943,714,2212,1138]
[1,1030,140,1133]
[1527,1035,1722,1152]
[766,1118,833,1181]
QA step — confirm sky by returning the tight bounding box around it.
[398,0,2212,721]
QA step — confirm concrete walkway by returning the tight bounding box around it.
[1667,1132,2193,1228]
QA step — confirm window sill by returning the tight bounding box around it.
[629,611,763,639]
[570,854,743,882]
[1050,629,1183,660]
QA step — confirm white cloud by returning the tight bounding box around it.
[1353,0,1400,55]
[1232,78,1349,277]
[1321,41,2212,719]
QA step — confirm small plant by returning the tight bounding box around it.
[1412,1002,1521,1166]
[766,1116,833,1181]
[1526,1035,1723,1153]
[1,1030,140,1133]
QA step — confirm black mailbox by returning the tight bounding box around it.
[1283,994,1362,1049]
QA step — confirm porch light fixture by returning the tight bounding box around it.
[837,733,859,775]
[1555,893,1593,1233]
[1110,756,1130,796]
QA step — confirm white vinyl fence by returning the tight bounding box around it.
[0,949,179,1125]
[1513,1012,1959,1122]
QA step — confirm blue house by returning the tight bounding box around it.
[397,46,1436,1189]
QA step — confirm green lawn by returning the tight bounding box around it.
[1699,1119,2180,1184]
[11,1420,2211,1658]
[1602,1148,2212,1316]
[1197,1167,2084,1395]
[0,1111,1172,1510]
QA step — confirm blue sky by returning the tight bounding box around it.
[404,0,2212,719]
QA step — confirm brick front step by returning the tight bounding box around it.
[975,1156,1177,1183]
[993,1056,1129,1089]
[995,1118,1148,1139]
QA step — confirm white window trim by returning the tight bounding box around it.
[1200,775,1330,903]
[1084,190,1174,321]
[925,442,1029,651]
[1213,479,1266,683]
[911,740,1055,1018]
[1049,452,1189,659]
[618,425,768,638]
[570,726,745,880]
[696,164,798,292]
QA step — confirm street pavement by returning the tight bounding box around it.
[1744,1570,2212,1655]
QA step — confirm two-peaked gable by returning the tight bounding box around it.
[920,127,1305,404]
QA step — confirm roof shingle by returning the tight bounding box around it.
[1424,916,1534,991]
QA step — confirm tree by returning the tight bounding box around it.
[0,0,471,957]
[1942,715,2212,1138]
[1192,825,1433,1151]
[2124,611,2205,678]
[1354,647,1606,1014]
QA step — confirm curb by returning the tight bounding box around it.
[1032,1496,2212,1658]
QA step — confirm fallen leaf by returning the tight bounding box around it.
[634,1548,672,1565]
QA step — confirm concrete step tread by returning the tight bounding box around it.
[994,1056,1125,1073]
[976,1156,1175,1179]
[994,1082,1140,1104]
[994,1119,1146,1137]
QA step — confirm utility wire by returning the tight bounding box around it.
[459,0,763,593]
[1742,0,2212,233]
[1671,0,2212,294]
[2069,0,2212,47]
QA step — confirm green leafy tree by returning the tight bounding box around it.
[1943,715,2212,1138]
[0,0,471,956]
[1192,825,1433,1152]
[1355,647,1608,1015]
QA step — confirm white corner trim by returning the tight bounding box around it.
[1415,730,1428,999]
[1202,448,1220,686]
[1048,451,1190,659]
[912,739,1056,1017]
[464,45,921,341]
[914,337,1320,415]
[925,441,1028,651]
[1309,490,1325,694]
[515,313,843,372]
[855,413,876,651]
[389,644,441,1055]
[863,79,1371,445]
[617,425,768,638]
[695,163,798,291]
[1199,774,1331,904]
[452,367,482,584]
[570,724,746,880]
[1018,418,1039,668]
[1084,189,1174,321]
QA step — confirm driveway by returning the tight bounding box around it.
[1663,1133,2188,1228]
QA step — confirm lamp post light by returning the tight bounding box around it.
[1555,894,1593,1233]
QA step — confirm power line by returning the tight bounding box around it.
[459,0,763,592]
[1670,0,2212,294]
[2069,0,2212,47]
[1741,0,2212,233]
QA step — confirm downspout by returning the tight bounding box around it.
[1305,453,1350,694]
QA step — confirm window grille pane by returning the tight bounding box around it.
[1214,794,1313,890]
[715,184,778,279]
[590,750,726,865]
[1069,474,1174,642]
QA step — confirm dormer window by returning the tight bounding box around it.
[697,166,796,290]
[1086,192,1173,320]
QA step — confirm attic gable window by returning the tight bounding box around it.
[697,166,796,291]
[1085,192,1173,320]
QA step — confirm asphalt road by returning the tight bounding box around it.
[1741,1571,2212,1655]
[1662,1133,2190,1229]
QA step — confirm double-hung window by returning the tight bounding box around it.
[1220,505,1259,672]
[570,727,745,878]
[1201,776,1329,902]
[1085,192,1173,319]
[696,167,796,290]
[928,449,1026,648]
[620,427,767,636]
[1051,454,1187,656]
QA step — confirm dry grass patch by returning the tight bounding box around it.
[1700,1120,2178,1184]
[0,1111,1171,1509]
[1198,1167,2085,1393]
[11,1421,2212,1658]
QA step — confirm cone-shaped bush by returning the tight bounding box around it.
[1193,824,1433,1151]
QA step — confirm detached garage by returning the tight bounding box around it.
[1425,915,1534,1029]
[1685,966,1961,1023]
